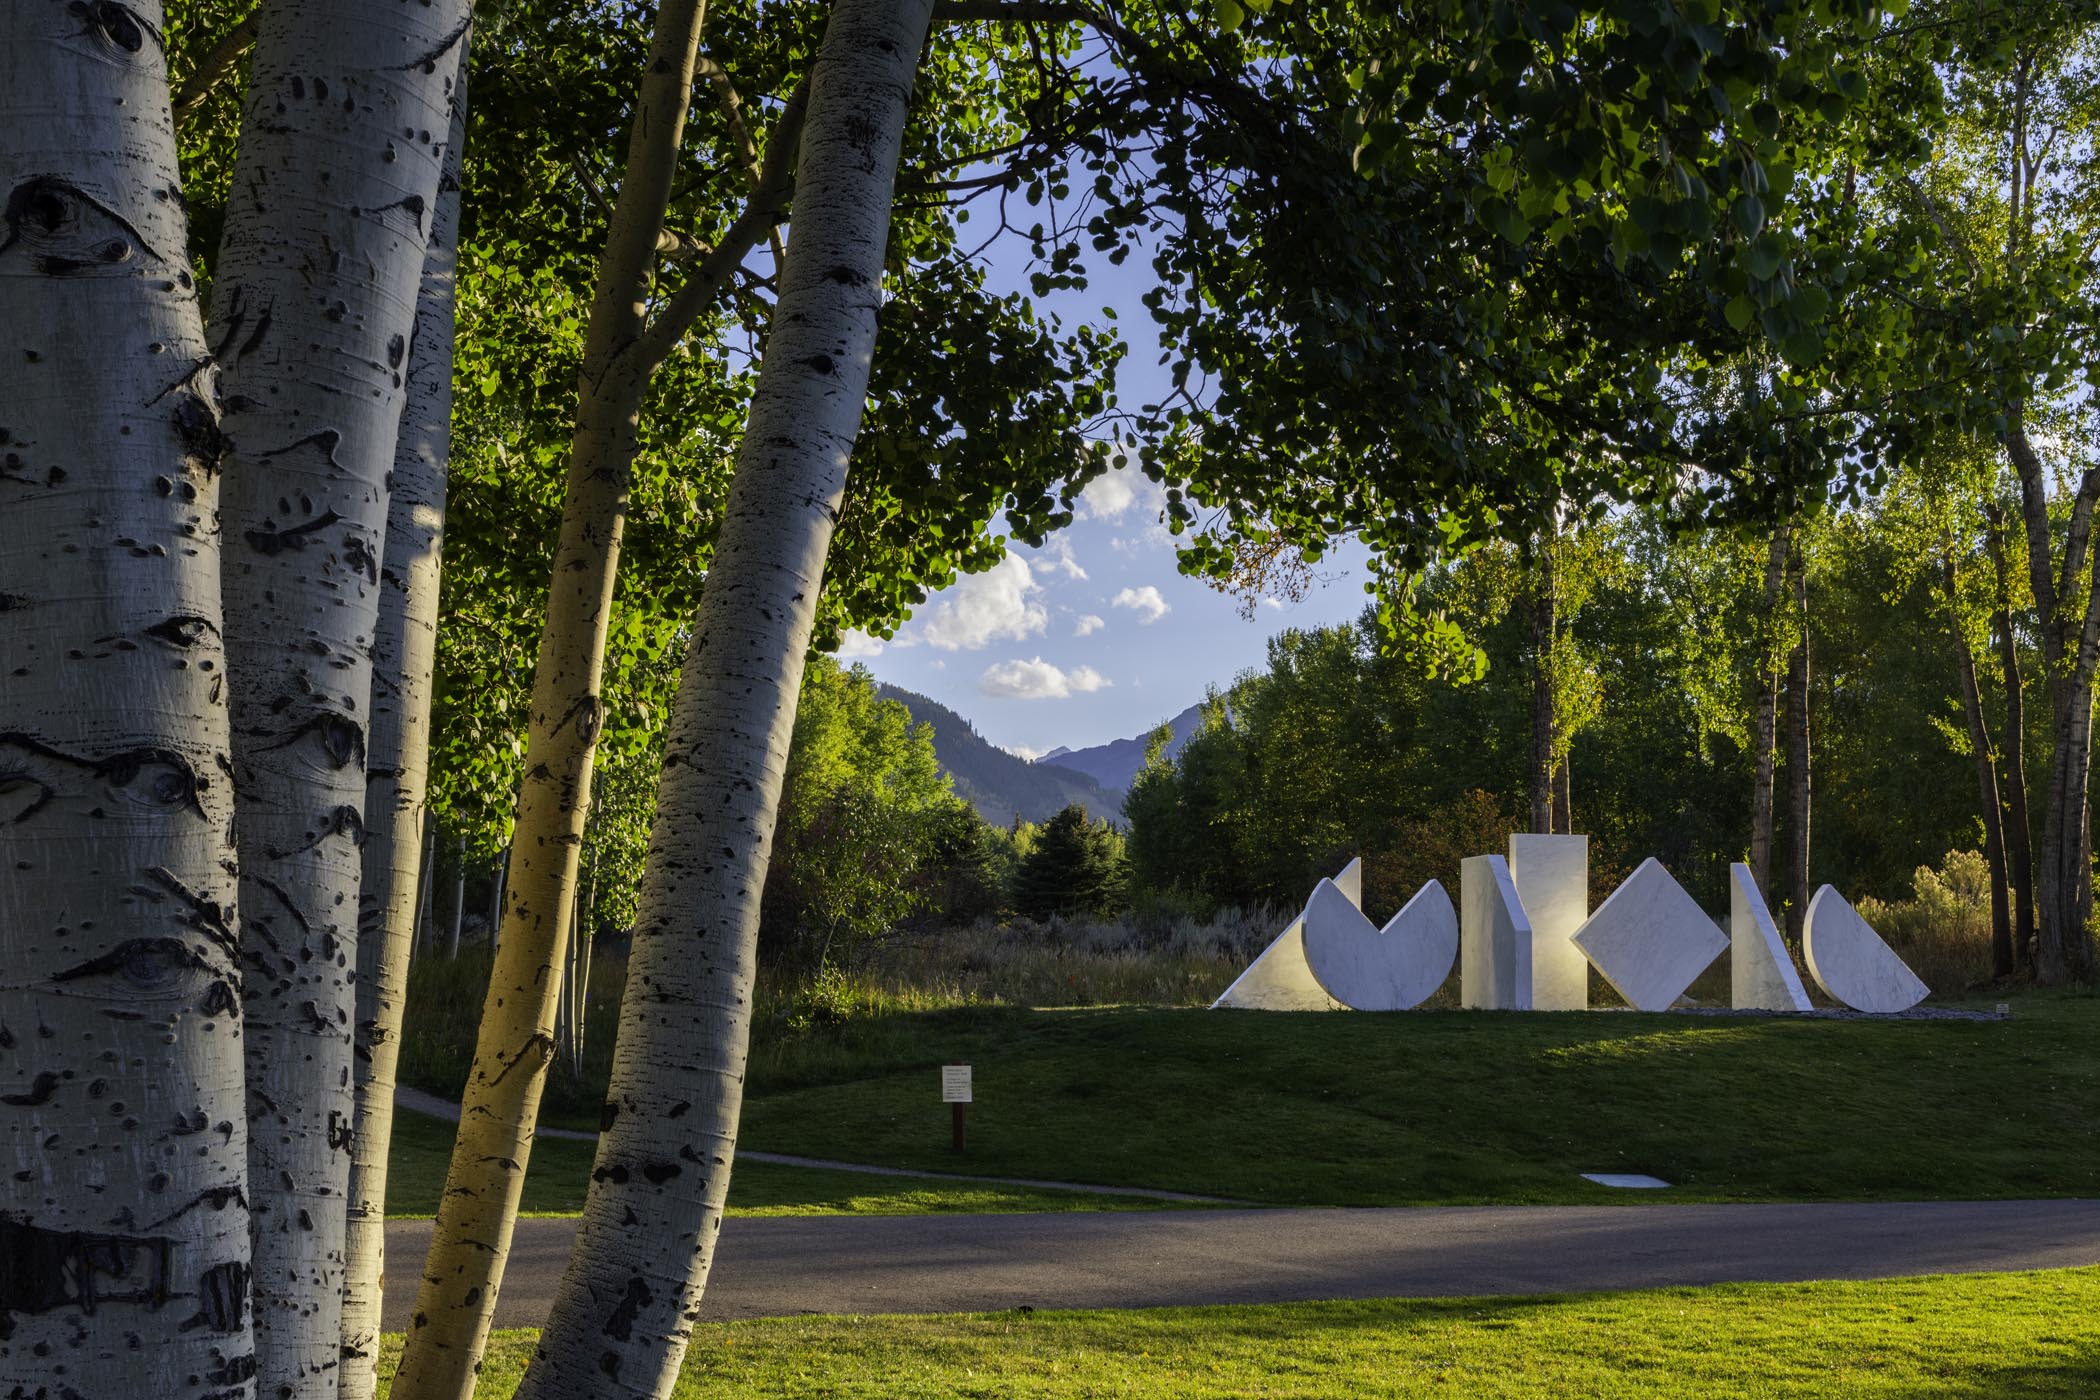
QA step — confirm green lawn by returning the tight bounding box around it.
[689,994,2100,1206]
[385,1107,1180,1217]
[378,1268,2100,1398]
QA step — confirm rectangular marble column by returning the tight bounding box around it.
[1461,853,1533,1010]
[1509,834,1589,1010]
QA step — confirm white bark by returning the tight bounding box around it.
[341,61,470,1400]
[205,0,470,1392]
[515,2,935,1394]
[0,1,255,1393]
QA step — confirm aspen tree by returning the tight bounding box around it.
[205,0,469,1390]
[0,0,254,1391]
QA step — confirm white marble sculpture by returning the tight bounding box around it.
[1210,858,1361,1010]
[1461,854,1533,1009]
[1729,863,1812,1011]
[1571,857,1727,1011]
[1510,834,1589,1010]
[1805,885,1928,1013]
[1302,876,1459,1011]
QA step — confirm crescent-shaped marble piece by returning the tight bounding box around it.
[1805,885,1928,1013]
[1303,877,1458,1011]
[1211,858,1362,1010]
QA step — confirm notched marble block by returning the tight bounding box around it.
[1510,834,1589,1010]
[1730,863,1811,1011]
[1572,857,1727,1011]
[1211,858,1361,1011]
[1461,854,1533,1010]
[1303,876,1458,1011]
[1805,885,1928,1013]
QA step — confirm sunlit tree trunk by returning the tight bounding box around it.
[515,2,937,1395]
[0,4,255,1392]
[1527,541,1555,834]
[1986,503,2036,969]
[1748,526,1787,894]
[340,61,470,1400]
[1945,551,2014,979]
[1783,543,1811,944]
[388,3,713,1395]
[206,0,470,1389]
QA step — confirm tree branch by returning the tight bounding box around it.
[174,8,260,116]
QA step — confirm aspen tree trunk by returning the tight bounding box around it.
[1552,760,1572,835]
[1987,505,2037,968]
[1945,552,2015,978]
[206,0,470,1390]
[1748,527,1788,894]
[415,817,437,953]
[1527,544,1555,834]
[449,835,465,955]
[390,4,715,1395]
[1784,546,1811,944]
[2008,426,2100,980]
[516,3,937,1394]
[340,65,471,1400]
[0,6,256,1391]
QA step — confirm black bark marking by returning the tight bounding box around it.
[550,693,603,743]
[252,712,365,770]
[590,1164,628,1184]
[66,0,149,53]
[182,1260,248,1333]
[391,13,472,71]
[640,1162,680,1185]
[1,176,163,268]
[238,300,274,360]
[364,193,427,235]
[485,1032,556,1088]
[386,332,406,368]
[804,353,836,374]
[242,508,342,556]
[0,1214,174,1318]
[144,1184,244,1230]
[601,1276,652,1342]
[143,867,239,958]
[327,1110,351,1152]
[97,748,206,816]
[173,392,230,477]
[1,1071,59,1106]
[264,803,364,859]
[52,937,214,991]
[143,614,218,649]
[599,1101,619,1131]
[823,266,868,286]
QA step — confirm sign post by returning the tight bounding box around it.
[941,1063,972,1153]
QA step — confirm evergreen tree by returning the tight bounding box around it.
[1014,804,1127,920]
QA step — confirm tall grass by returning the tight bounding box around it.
[397,905,1293,1121]
[1856,849,1999,996]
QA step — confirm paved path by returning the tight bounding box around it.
[382,1198,2100,1330]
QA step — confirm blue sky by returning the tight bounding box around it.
[842,225,1371,757]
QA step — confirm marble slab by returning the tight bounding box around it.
[1730,863,1812,1011]
[1804,885,1928,1013]
[1303,877,1458,1011]
[1572,858,1727,1011]
[1510,834,1589,1010]
[1461,854,1533,1010]
[1210,858,1360,1011]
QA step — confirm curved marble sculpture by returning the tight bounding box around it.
[1729,863,1812,1011]
[1805,885,1928,1013]
[1302,876,1459,1011]
[1461,854,1533,1009]
[1510,834,1589,1010]
[1210,858,1361,1010]
[1572,857,1727,1012]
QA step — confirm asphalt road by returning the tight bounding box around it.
[382,1198,2100,1330]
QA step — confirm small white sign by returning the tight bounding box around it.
[941,1064,972,1104]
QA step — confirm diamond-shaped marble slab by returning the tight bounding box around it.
[1805,885,1927,1013]
[1303,876,1457,1011]
[1572,858,1726,1011]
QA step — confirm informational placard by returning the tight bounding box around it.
[940,1063,973,1103]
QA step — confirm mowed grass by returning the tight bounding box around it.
[385,1108,1181,1218]
[377,1267,2100,1398]
[686,994,2100,1206]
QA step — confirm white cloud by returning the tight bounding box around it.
[1073,613,1105,637]
[835,629,885,658]
[1005,743,1047,761]
[1260,596,1284,611]
[1035,536,1088,581]
[915,551,1047,651]
[1078,470,1137,521]
[1112,585,1170,624]
[978,657,1113,700]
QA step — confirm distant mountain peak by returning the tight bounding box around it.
[1035,702,1204,794]
[875,684,1118,827]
